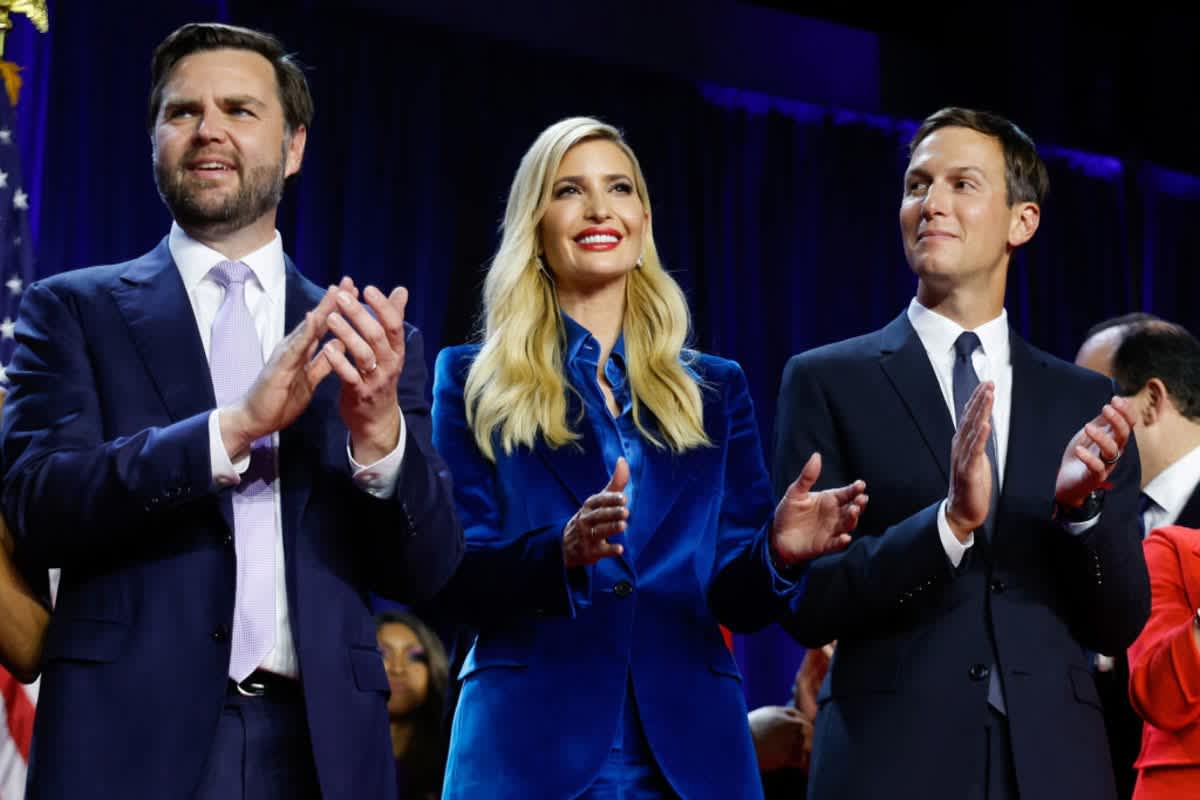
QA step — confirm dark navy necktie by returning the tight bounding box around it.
[952,332,1000,533]
[952,331,1006,714]
[1137,492,1154,538]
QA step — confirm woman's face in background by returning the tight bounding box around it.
[378,622,430,717]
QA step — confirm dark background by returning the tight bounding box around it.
[9,0,1198,710]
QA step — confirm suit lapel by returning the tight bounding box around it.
[997,332,1054,536]
[534,391,639,575]
[281,256,316,332]
[109,239,215,423]
[1183,535,1200,615]
[627,429,692,567]
[534,392,609,507]
[109,239,228,529]
[1175,485,1200,529]
[278,261,327,549]
[878,312,955,483]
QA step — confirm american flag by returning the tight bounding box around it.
[0,64,33,379]
[0,52,40,799]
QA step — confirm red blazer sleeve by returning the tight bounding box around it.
[1128,525,1200,733]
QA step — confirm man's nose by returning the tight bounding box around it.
[921,181,950,217]
[192,109,228,143]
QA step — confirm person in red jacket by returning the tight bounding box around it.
[1128,525,1200,798]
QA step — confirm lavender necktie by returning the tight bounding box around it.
[209,260,276,682]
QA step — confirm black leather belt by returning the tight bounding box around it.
[228,670,302,699]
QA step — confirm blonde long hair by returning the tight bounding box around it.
[464,117,709,461]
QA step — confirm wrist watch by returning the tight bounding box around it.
[1053,489,1105,523]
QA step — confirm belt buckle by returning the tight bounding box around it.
[235,676,268,697]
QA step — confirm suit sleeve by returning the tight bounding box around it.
[361,326,464,603]
[1,281,214,567]
[1128,528,1200,732]
[772,352,955,648]
[1053,389,1150,655]
[429,348,582,625]
[707,361,805,631]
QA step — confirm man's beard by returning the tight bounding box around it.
[154,142,288,236]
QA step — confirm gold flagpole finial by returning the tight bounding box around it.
[0,1,49,60]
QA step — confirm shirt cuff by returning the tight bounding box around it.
[209,410,250,487]
[937,499,974,568]
[763,531,806,592]
[1061,514,1101,537]
[347,408,408,499]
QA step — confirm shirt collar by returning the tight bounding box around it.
[1144,444,1200,515]
[907,297,1010,366]
[168,221,286,298]
[561,312,626,366]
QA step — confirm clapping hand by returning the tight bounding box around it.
[770,453,868,567]
[562,458,630,569]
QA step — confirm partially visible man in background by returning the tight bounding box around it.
[1076,314,1200,798]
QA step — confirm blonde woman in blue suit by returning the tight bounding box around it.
[432,117,868,799]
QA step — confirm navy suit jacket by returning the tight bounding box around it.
[1176,486,1200,529]
[432,345,800,800]
[772,312,1150,800]
[0,240,463,799]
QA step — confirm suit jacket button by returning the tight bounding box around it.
[613,580,633,597]
[989,580,1006,593]
[222,533,233,546]
[212,624,230,642]
[968,663,990,681]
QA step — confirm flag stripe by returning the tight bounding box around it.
[0,669,33,761]
[0,49,38,799]
[0,670,29,798]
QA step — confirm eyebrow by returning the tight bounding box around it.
[554,173,634,184]
[221,94,267,108]
[161,94,268,112]
[905,165,988,179]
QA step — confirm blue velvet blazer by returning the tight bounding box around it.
[432,345,802,799]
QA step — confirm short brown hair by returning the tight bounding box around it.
[146,22,313,133]
[909,107,1049,207]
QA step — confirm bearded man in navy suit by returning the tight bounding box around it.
[0,23,461,799]
[773,108,1149,800]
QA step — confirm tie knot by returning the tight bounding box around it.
[209,260,253,289]
[954,331,982,361]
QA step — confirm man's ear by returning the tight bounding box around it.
[285,125,307,178]
[1008,201,1039,248]
[1142,378,1171,426]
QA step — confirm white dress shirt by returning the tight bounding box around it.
[169,223,406,678]
[1143,444,1200,532]
[907,299,1012,567]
